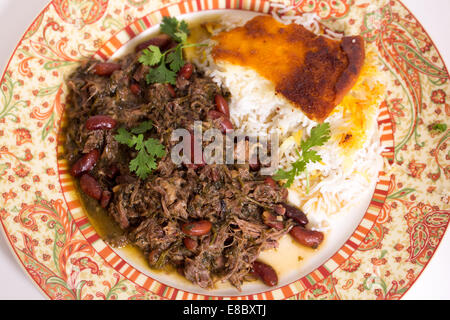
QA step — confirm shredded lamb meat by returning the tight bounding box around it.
[63,36,322,290]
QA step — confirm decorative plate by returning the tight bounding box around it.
[0,0,449,300]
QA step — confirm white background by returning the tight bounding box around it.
[0,0,449,300]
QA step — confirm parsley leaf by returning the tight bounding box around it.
[131,134,145,150]
[166,46,185,72]
[179,20,190,37]
[273,169,295,189]
[174,31,188,44]
[114,127,134,148]
[160,17,180,40]
[160,16,190,43]
[302,149,322,164]
[129,151,157,180]
[138,46,162,66]
[145,138,166,158]
[131,120,153,134]
[300,123,331,153]
[273,123,331,189]
[114,123,166,180]
[139,46,177,85]
[138,17,206,86]
[146,62,177,85]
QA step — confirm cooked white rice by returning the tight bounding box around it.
[193,10,385,231]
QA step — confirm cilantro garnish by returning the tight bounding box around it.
[166,46,185,72]
[138,17,206,85]
[139,46,163,66]
[114,121,166,180]
[131,120,154,135]
[273,123,331,189]
[160,16,190,43]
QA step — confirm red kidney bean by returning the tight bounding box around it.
[208,110,225,120]
[215,95,230,118]
[207,111,233,134]
[184,131,205,169]
[179,63,193,80]
[186,159,206,170]
[248,269,259,279]
[186,162,206,170]
[177,266,185,277]
[281,188,289,201]
[273,204,286,216]
[290,226,324,249]
[130,83,141,95]
[219,118,233,134]
[165,40,178,51]
[182,220,212,237]
[94,62,121,76]
[107,164,120,180]
[262,211,284,231]
[148,249,160,267]
[183,237,198,251]
[252,261,278,287]
[249,155,260,171]
[80,174,102,201]
[264,177,278,189]
[166,84,176,98]
[71,149,100,177]
[100,190,112,209]
[135,34,172,52]
[183,130,194,164]
[184,131,206,170]
[85,115,117,131]
[115,174,136,185]
[283,204,309,226]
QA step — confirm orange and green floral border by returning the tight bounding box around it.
[0,0,449,300]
